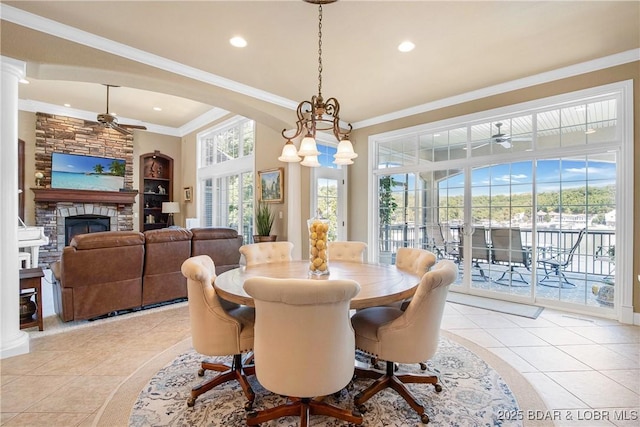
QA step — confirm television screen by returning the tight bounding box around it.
[51,152,126,192]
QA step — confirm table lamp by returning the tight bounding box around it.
[162,202,180,227]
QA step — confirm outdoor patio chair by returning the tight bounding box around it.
[426,223,458,260]
[457,226,491,281]
[537,228,586,288]
[490,227,531,287]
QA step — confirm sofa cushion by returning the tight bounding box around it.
[191,227,243,274]
[191,227,239,241]
[144,227,192,244]
[142,228,193,306]
[71,231,145,250]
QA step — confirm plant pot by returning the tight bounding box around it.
[253,235,277,243]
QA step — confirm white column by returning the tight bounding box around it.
[286,162,302,260]
[0,56,29,358]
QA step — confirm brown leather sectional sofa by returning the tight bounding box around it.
[51,227,243,322]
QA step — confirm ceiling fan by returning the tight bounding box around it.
[94,84,147,135]
[490,122,512,148]
[469,122,513,150]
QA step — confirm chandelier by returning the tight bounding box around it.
[279,0,357,167]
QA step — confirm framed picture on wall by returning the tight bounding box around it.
[258,168,284,203]
[183,186,193,202]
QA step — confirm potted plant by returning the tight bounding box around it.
[253,201,277,243]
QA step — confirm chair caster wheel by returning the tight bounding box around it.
[197,368,205,377]
[244,401,253,411]
[420,413,430,423]
[394,363,399,372]
[434,384,442,392]
[186,397,196,407]
[357,404,368,414]
[419,362,427,370]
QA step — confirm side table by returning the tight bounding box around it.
[19,267,44,331]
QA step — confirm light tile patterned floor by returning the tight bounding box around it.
[1,301,638,426]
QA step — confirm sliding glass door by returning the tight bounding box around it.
[371,85,628,316]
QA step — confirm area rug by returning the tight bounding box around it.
[129,336,523,426]
[447,293,544,319]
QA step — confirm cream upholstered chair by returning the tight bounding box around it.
[385,247,436,312]
[328,241,367,263]
[351,260,458,424]
[243,277,363,426]
[181,255,256,409]
[396,247,437,275]
[238,241,294,267]
[373,247,437,370]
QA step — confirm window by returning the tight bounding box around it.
[197,117,255,242]
[311,143,347,241]
[370,82,632,318]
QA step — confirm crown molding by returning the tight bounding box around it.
[4,4,638,132]
[18,98,231,138]
[1,4,297,111]
[353,49,640,130]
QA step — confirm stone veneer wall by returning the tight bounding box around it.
[33,113,136,267]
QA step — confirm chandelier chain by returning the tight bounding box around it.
[317,4,323,98]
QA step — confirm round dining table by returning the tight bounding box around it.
[214,260,422,310]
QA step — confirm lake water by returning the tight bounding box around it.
[52,171,124,191]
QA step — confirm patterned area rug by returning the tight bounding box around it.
[129,337,522,426]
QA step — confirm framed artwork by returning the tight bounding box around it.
[258,167,284,203]
[183,186,193,202]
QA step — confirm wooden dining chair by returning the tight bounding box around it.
[181,255,256,409]
[239,241,293,267]
[351,260,458,424]
[243,276,363,426]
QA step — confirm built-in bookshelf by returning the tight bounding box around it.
[140,151,173,231]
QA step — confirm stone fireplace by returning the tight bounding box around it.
[32,112,137,267]
[34,197,135,266]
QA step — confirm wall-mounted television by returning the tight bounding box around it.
[51,152,126,192]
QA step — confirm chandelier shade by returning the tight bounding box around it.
[278,140,302,162]
[300,155,321,168]
[279,0,355,167]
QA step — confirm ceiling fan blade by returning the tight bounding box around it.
[120,124,147,131]
[111,124,133,135]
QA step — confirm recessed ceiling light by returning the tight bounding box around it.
[398,41,415,53]
[19,78,29,84]
[63,103,71,107]
[230,36,247,48]
[153,107,162,111]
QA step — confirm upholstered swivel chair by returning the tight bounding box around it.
[389,247,438,370]
[238,241,294,267]
[351,260,458,424]
[243,277,363,426]
[181,255,256,408]
[387,247,436,312]
[396,247,437,276]
[328,241,367,263]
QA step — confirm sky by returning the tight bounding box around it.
[52,153,124,173]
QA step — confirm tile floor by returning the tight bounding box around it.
[1,301,638,426]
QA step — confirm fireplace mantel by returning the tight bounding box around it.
[31,188,138,205]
